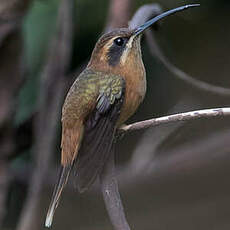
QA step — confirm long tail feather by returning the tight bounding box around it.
[45,165,72,228]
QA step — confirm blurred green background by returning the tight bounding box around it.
[2,0,230,229]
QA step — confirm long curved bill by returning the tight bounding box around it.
[134,4,200,36]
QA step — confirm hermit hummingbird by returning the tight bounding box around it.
[45,4,199,227]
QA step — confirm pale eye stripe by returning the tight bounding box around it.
[120,36,134,65]
[100,38,115,62]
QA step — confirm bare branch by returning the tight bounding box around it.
[12,122,230,191]
[119,107,230,136]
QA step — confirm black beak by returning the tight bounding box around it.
[134,4,200,36]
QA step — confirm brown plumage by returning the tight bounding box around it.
[60,28,146,168]
[46,28,145,227]
[45,4,200,227]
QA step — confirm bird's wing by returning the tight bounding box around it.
[74,75,125,193]
[45,73,125,227]
[45,71,99,227]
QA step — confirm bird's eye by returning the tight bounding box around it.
[114,37,124,46]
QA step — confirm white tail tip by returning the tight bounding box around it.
[45,208,54,228]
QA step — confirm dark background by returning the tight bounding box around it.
[1,0,230,229]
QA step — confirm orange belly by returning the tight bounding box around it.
[118,69,146,126]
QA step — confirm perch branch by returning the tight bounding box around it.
[11,122,230,190]
[119,107,230,136]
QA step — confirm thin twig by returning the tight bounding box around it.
[119,107,230,136]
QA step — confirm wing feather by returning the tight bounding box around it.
[74,76,125,192]
[45,73,125,227]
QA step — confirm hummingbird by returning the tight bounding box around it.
[45,4,199,227]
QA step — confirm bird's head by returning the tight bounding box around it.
[87,4,200,74]
[87,28,142,72]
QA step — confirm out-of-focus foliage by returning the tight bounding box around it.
[16,0,59,124]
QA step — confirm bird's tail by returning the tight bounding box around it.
[45,165,72,228]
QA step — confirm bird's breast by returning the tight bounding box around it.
[118,59,146,125]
